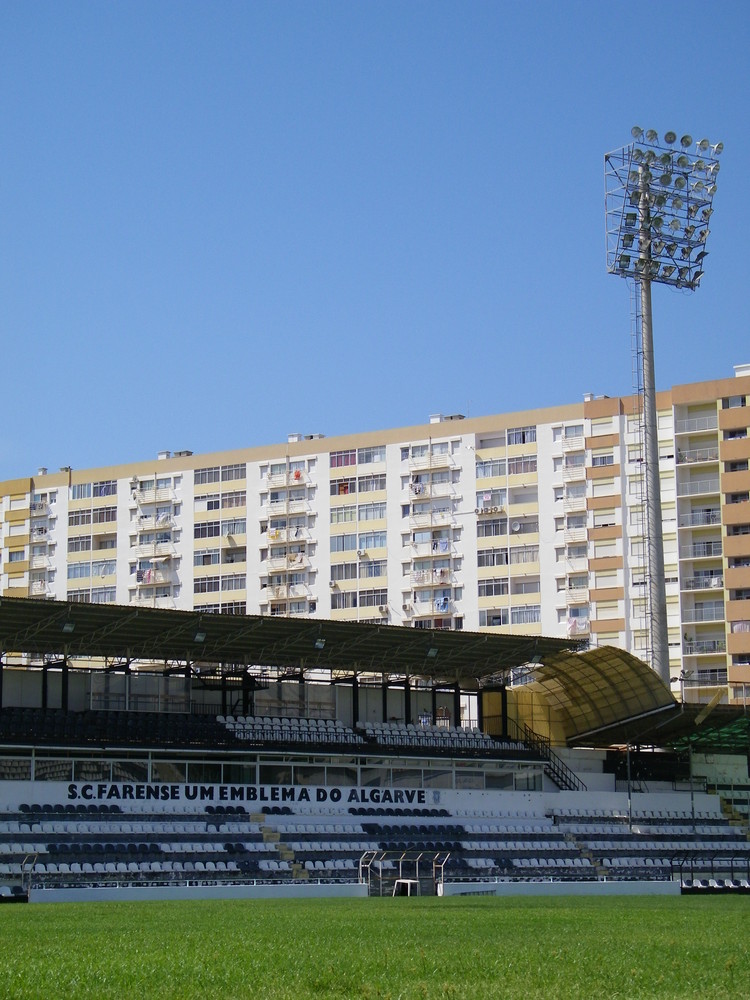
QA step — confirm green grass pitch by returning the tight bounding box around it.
[1,895,748,998]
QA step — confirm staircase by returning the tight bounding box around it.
[522,725,587,792]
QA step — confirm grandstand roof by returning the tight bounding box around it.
[0,596,583,685]
[528,646,677,743]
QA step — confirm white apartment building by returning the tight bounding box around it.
[2,365,749,704]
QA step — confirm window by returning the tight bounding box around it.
[476,488,506,509]
[510,605,541,625]
[477,518,507,538]
[358,588,387,607]
[565,424,584,439]
[194,467,220,485]
[93,481,116,497]
[476,459,506,478]
[509,546,539,564]
[358,502,386,521]
[358,474,386,493]
[71,483,92,500]
[331,506,356,524]
[222,518,246,535]
[358,445,386,464]
[478,548,509,567]
[221,464,245,482]
[330,477,356,497]
[92,559,116,576]
[723,395,747,409]
[194,521,220,539]
[331,562,358,581]
[591,453,614,467]
[68,510,92,527]
[331,591,357,609]
[507,426,536,445]
[92,506,117,524]
[91,587,116,604]
[194,577,220,593]
[222,491,246,509]
[358,531,387,549]
[361,559,386,578]
[8,549,26,563]
[507,455,537,475]
[330,449,356,468]
[331,533,357,553]
[479,609,509,627]
[221,574,245,591]
[68,589,91,603]
[68,536,92,553]
[478,579,509,597]
[478,434,505,449]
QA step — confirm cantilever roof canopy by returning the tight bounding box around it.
[0,596,583,686]
[526,646,677,743]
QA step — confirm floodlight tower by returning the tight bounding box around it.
[605,128,722,685]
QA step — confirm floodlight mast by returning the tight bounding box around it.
[604,128,722,686]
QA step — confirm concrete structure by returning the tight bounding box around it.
[2,364,749,703]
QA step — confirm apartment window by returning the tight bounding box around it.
[93,481,116,498]
[478,548,509,567]
[194,549,219,567]
[568,544,587,560]
[68,537,92,553]
[68,589,91,603]
[92,506,117,524]
[591,453,614,467]
[358,445,386,464]
[593,510,616,528]
[194,467,220,485]
[156,477,171,490]
[727,493,750,505]
[724,429,748,440]
[67,562,91,579]
[222,518,246,536]
[330,450,356,468]
[91,587,116,604]
[567,514,586,529]
[68,510,92,527]
[507,455,537,475]
[361,559,386,578]
[565,424,584,439]
[221,574,245,591]
[478,579,509,597]
[329,508,355,528]
[476,489,506,509]
[507,426,536,445]
[722,396,747,409]
[222,491,246,509]
[331,533,357,553]
[476,459,506,478]
[330,562,357,581]
[220,464,244,482]
[331,477,356,497]
[331,591,357,610]
[92,559,116,576]
[194,521,220,539]
[510,605,541,625]
[478,434,506,449]
[71,483,92,500]
[480,609,509,627]
[358,474,386,493]
[359,502,386,521]
[564,453,586,468]
[359,588,387,607]
[727,460,749,473]
[509,546,539,564]
[358,531,386,549]
[478,518,508,538]
[194,577,220,594]
[195,493,220,512]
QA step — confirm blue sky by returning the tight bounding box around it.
[1,1,748,480]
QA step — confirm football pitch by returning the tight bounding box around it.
[1,895,748,998]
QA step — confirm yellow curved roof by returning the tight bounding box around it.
[527,645,676,742]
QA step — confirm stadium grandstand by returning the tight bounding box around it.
[1,596,749,904]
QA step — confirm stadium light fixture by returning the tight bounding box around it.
[314,638,326,650]
[604,128,723,685]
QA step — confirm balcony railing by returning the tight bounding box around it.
[682,606,725,623]
[682,576,724,591]
[676,479,720,496]
[675,415,718,434]
[562,466,586,483]
[680,541,723,559]
[676,447,720,465]
[684,638,727,654]
[678,510,720,527]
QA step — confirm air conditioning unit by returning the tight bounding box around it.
[378,605,387,613]
[511,521,521,532]
[402,604,413,613]
[329,580,337,589]
[357,549,365,557]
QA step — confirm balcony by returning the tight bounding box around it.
[684,638,727,655]
[135,514,175,531]
[678,509,720,528]
[411,540,452,558]
[131,486,174,506]
[563,495,587,513]
[676,446,720,465]
[562,466,586,483]
[29,580,50,597]
[266,499,308,516]
[675,415,718,434]
[413,597,453,615]
[564,527,587,544]
[30,501,50,517]
[134,569,172,586]
[679,541,723,559]
[681,575,724,591]
[409,453,451,473]
[562,435,585,452]
[132,542,176,559]
[566,587,589,603]
[411,568,452,587]
[131,595,176,609]
[676,478,720,497]
[682,606,725,623]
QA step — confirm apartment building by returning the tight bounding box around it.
[2,365,749,703]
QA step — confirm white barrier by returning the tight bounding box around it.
[29,880,368,904]
[438,879,680,898]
